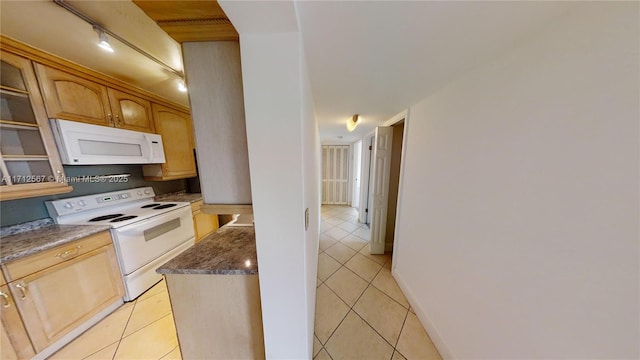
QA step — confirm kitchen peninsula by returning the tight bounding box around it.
[156,225,264,359]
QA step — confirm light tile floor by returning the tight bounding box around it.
[50,205,440,360]
[50,279,181,360]
[315,205,441,360]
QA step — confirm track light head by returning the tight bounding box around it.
[93,25,114,53]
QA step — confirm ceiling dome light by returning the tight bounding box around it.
[93,25,114,53]
[346,114,360,132]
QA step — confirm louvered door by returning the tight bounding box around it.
[322,145,350,205]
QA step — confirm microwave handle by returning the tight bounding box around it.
[145,135,154,159]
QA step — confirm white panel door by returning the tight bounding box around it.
[369,127,393,254]
[321,145,350,205]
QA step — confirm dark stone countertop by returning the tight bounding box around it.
[156,226,257,275]
[154,191,202,204]
[0,224,112,264]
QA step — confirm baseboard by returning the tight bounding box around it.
[392,269,456,359]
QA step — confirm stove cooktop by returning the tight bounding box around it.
[45,187,190,228]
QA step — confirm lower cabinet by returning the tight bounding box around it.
[1,231,125,356]
[0,283,35,359]
[191,200,219,242]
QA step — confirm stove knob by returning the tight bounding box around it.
[137,190,143,196]
[144,189,151,195]
[77,200,86,207]
[121,193,129,199]
[64,202,74,209]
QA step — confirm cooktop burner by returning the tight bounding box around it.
[89,214,124,222]
[141,204,160,208]
[153,204,177,210]
[110,215,138,223]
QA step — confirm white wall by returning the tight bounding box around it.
[301,41,321,357]
[220,1,320,357]
[238,31,319,358]
[393,3,639,358]
[238,31,319,359]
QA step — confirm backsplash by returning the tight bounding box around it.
[0,165,189,227]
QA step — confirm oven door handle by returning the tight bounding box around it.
[117,217,182,240]
[143,218,181,242]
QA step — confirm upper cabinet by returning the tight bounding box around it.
[142,104,196,180]
[0,51,72,201]
[106,88,154,133]
[35,64,155,133]
[33,65,110,126]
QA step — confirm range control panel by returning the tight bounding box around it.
[45,187,156,217]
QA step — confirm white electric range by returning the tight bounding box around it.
[45,187,195,301]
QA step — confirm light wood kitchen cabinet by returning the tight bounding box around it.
[35,64,155,133]
[191,200,219,242]
[34,64,111,126]
[2,231,124,353]
[106,88,154,133]
[0,50,73,201]
[143,103,197,180]
[0,273,35,360]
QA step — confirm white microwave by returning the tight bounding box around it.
[50,119,166,165]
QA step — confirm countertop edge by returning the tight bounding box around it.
[156,226,257,275]
[0,225,112,264]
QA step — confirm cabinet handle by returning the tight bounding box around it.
[0,291,10,308]
[115,114,121,125]
[15,283,27,300]
[55,245,82,259]
[108,113,114,126]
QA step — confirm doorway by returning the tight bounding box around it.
[385,121,404,252]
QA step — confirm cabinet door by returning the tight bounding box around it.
[0,51,72,201]
[0,284,35,360]
[194,211,219,242]
[9,245,124,352]
[107,88,154,133]
[34,64,112,126]
[147,103,196,179]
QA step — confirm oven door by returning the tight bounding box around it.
[111,206,194,275]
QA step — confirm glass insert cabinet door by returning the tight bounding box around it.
[0,50,71,200]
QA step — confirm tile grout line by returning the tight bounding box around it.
[109,299,137,360]
[322,268,402,357]
[393,308,411,353]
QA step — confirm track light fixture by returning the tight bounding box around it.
[178,80,188,93]
[54,0,186,93]
[346,114,360,132]
[93,25,114,53]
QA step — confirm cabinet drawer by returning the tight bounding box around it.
[4,231,112,281]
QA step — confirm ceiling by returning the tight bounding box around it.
[0,0,189,107]
[1,1,578,143]
[293,1,577,142]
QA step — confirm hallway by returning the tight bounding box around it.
[314,205,441,359]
